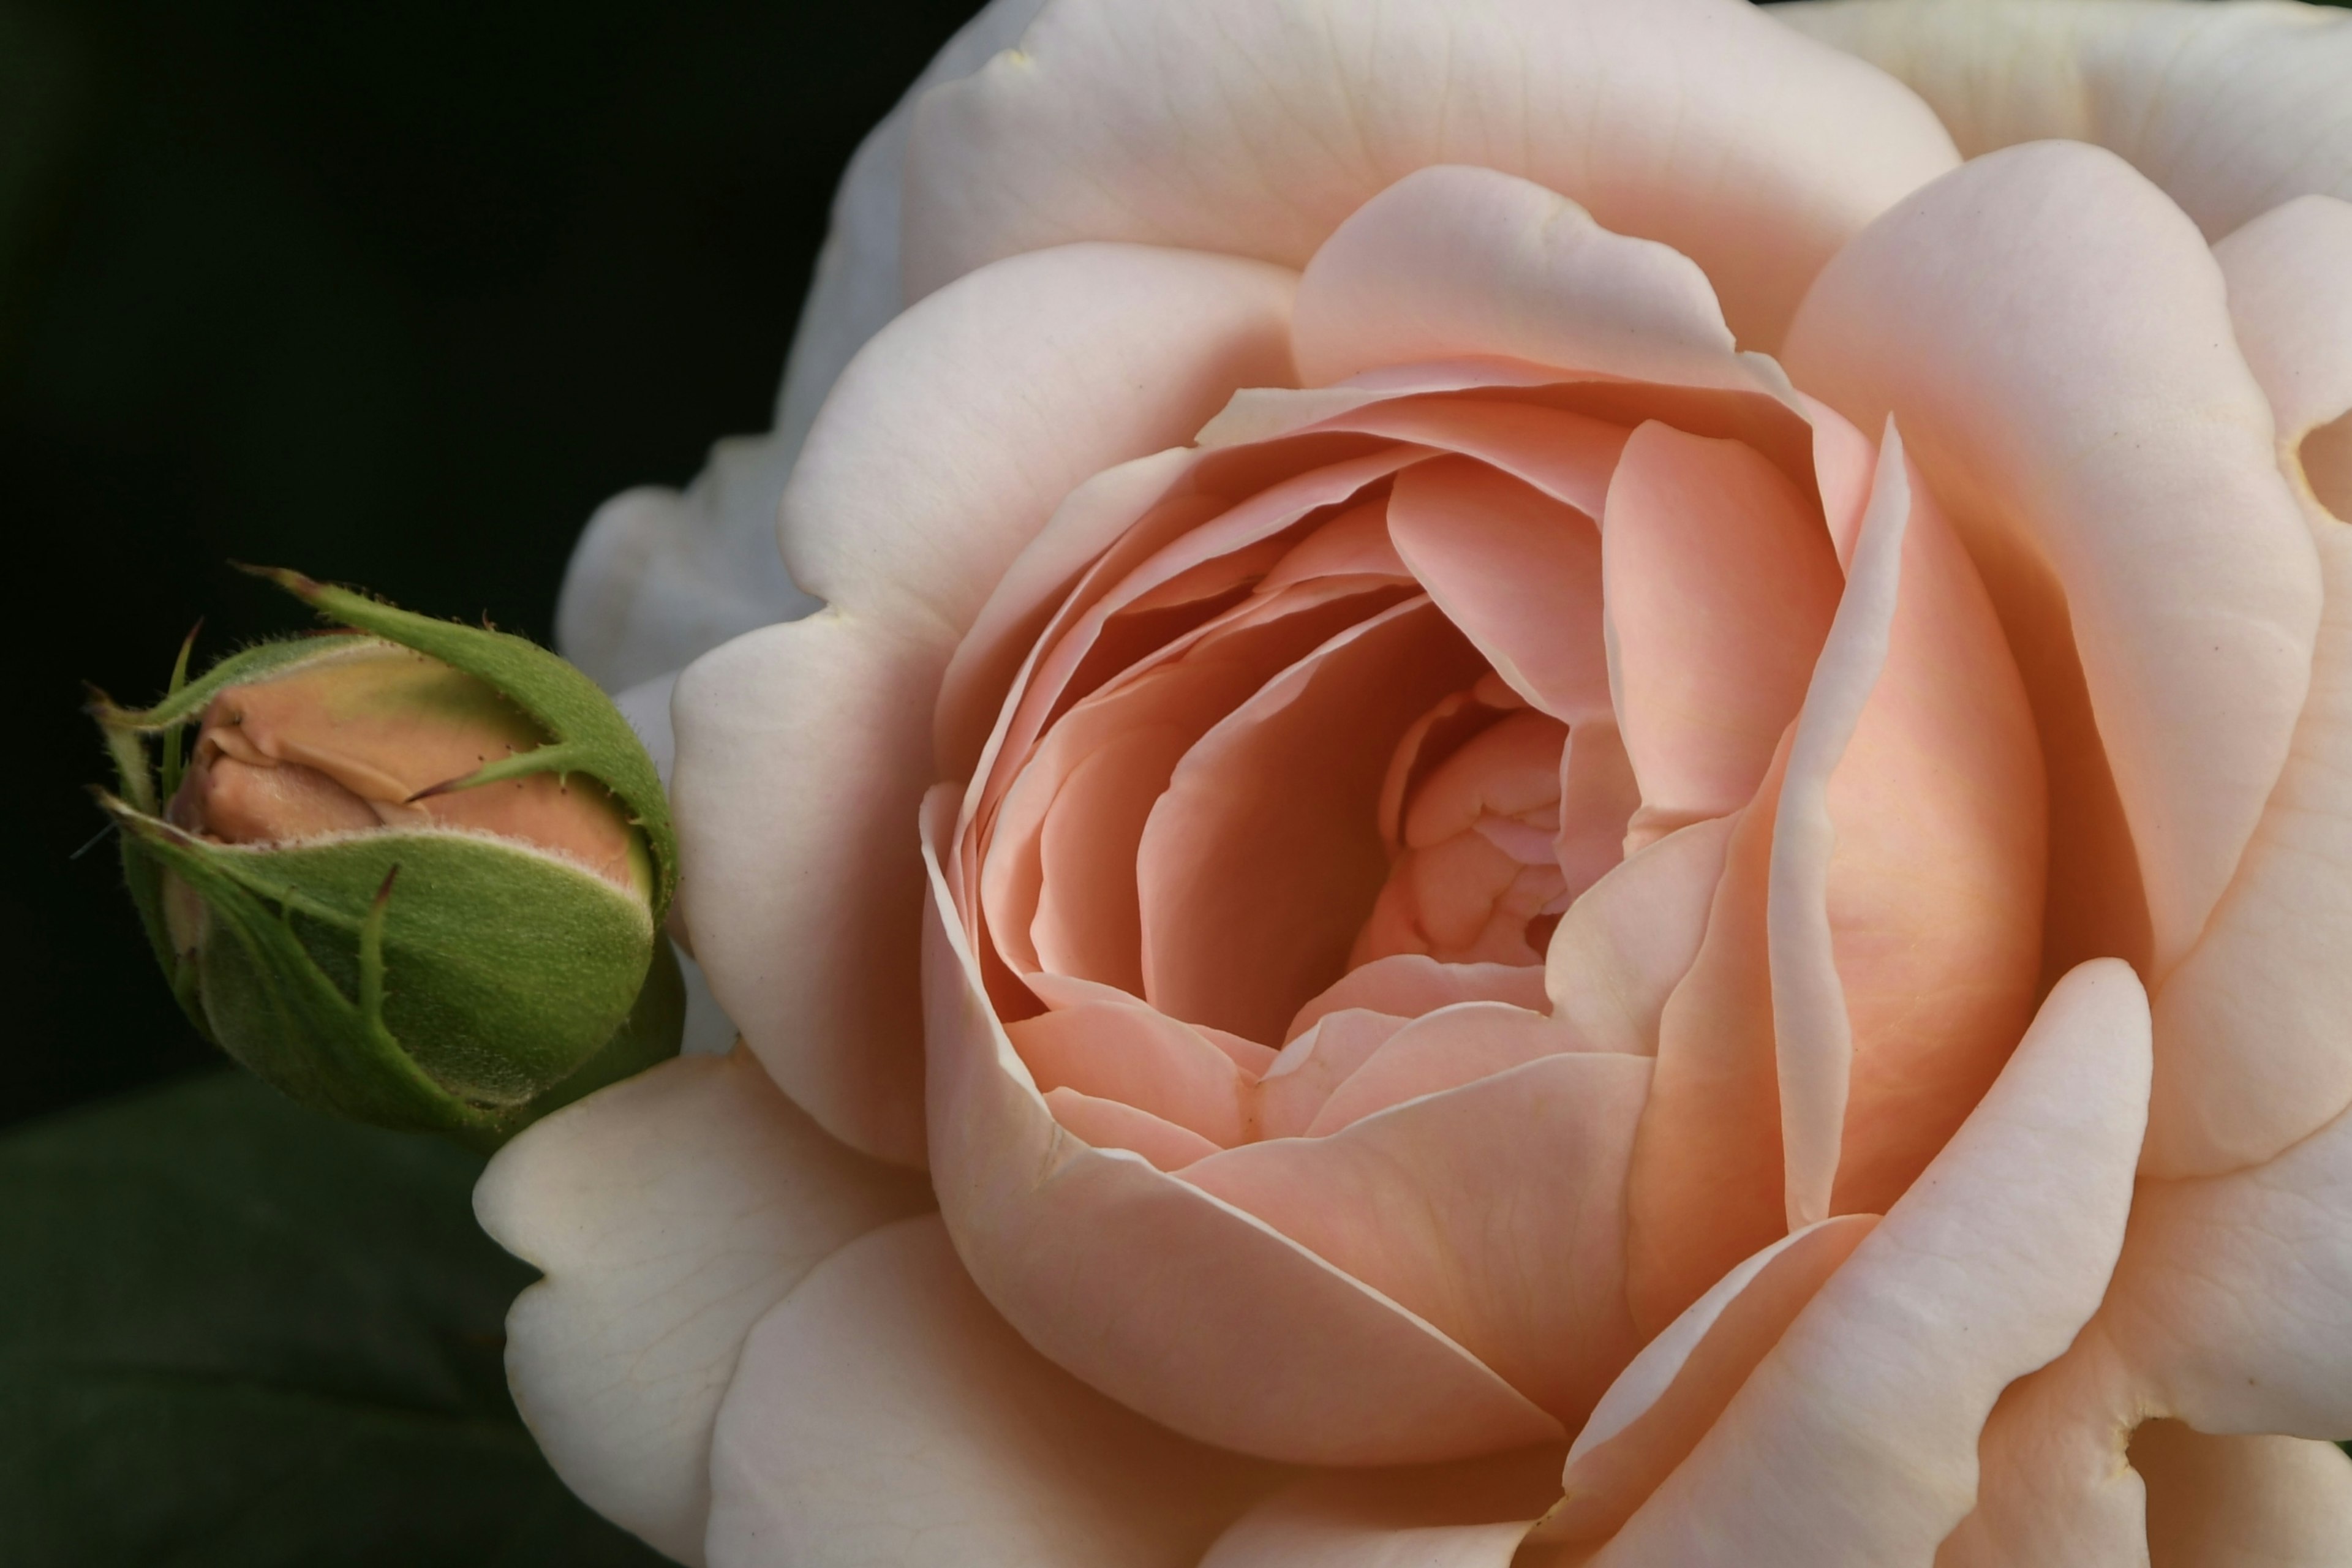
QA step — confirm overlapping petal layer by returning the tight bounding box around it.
[907,0,1957,344]
[474,1049,933,1563]
[1777,0,2352,239]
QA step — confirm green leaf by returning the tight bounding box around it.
[0,1071,671,1567]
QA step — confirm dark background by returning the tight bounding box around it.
[5,0,987,1128]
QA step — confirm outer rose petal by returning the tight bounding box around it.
[704,1216,1285,1568]
[905,0,1957,347]
[2099,1090,2352,1442]
[474,1049,932,1564]
[2145,196,2352,1175]
[553,0,1044,691]
[1291,165,1751,393]
[1591,960,2152,1567]
[1200,1452,1566,1568]
[674,243,1296,1165]
[1776,0,2352,240]
[1785,140,2320,974]
[1941,1339,2352,1567]
[922,787,1564,1465]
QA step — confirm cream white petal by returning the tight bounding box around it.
[1776,0,2352,241]
[2147,195,2352,1175]
[474,1048,932,1564]
[703,1216,1283,1568]
[905,0,1956,347]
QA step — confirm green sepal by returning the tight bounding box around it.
[243,566,677,921]
[102,801,662,1140]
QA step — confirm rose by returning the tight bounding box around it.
[481,0,2352,1562]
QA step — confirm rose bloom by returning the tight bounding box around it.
[478,0,2352,1562]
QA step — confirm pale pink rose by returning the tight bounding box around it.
[482,0,2352,1562]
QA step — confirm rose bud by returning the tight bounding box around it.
[89,568,682,1145]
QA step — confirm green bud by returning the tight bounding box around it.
[88,568,683,1146]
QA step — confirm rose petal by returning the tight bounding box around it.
[1012,996,1251,1146]
[704,1216,1284,1568]
[1776,0,2352,240]
[1624,776,1785,1333]
[1291,165,1751,391]
[1387,456,1612,726]
[676,243,1297,1163]
[1286,955,1550,1041]
[1603,421,1845,847]
[1302,1003,1586,1137]
[1045,1087,1223,1172]
[1786,139,2321,974]
[1185,1051,1652,1427]
[1534,1214,1877,1548]
[1589,959,2151,1566]
[2100,1088,2352,1442]
[1546,814,1735,1058]
[474,1048,932,1564]
[1253,1008,1411,1142]
[2145,195,2352,1175]
[1136,598,1487,1041]
[925,787,1564,1464]
[907,0,1957,345]
[1200,1452,1566,1568]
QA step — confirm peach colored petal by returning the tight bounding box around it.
[1291,165,1751,391]
[1805,394,1877,568]
[2145,195,2352,1176]
[937,448,1200,780]
[475,1048,932,1564]
[704,1216,1285,1568]
[1305,399,1632,520]
[1553,717,1642,902]
[1388,457,1611,726]
[1253,1009,1411,1142]
[1185,1052,1652,1427]
[1786,139,2321,974]
[1532,1215,1877,1548]
[1776,0,2352,241]
[1546,814,1736,1058]
[1200,1452,1566,1568]
[1137,598,1486,1041]
[1258,499,1412,589]
[977,445,1431,832]
[1589,960,2152,1566]
[907,0,1958,345]
[1603,421,1844,848]
[677,243,1297,1164]
[985,573,1408,985]
[1624,778,1784,1334]
[1045,1087,1223,1172]
[1767,423,1907,1227]
[923,788,1564,1464]
[1302,1003,1583,1137]
[1011,997,1251,1146]
[1286,954,1550,1041]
